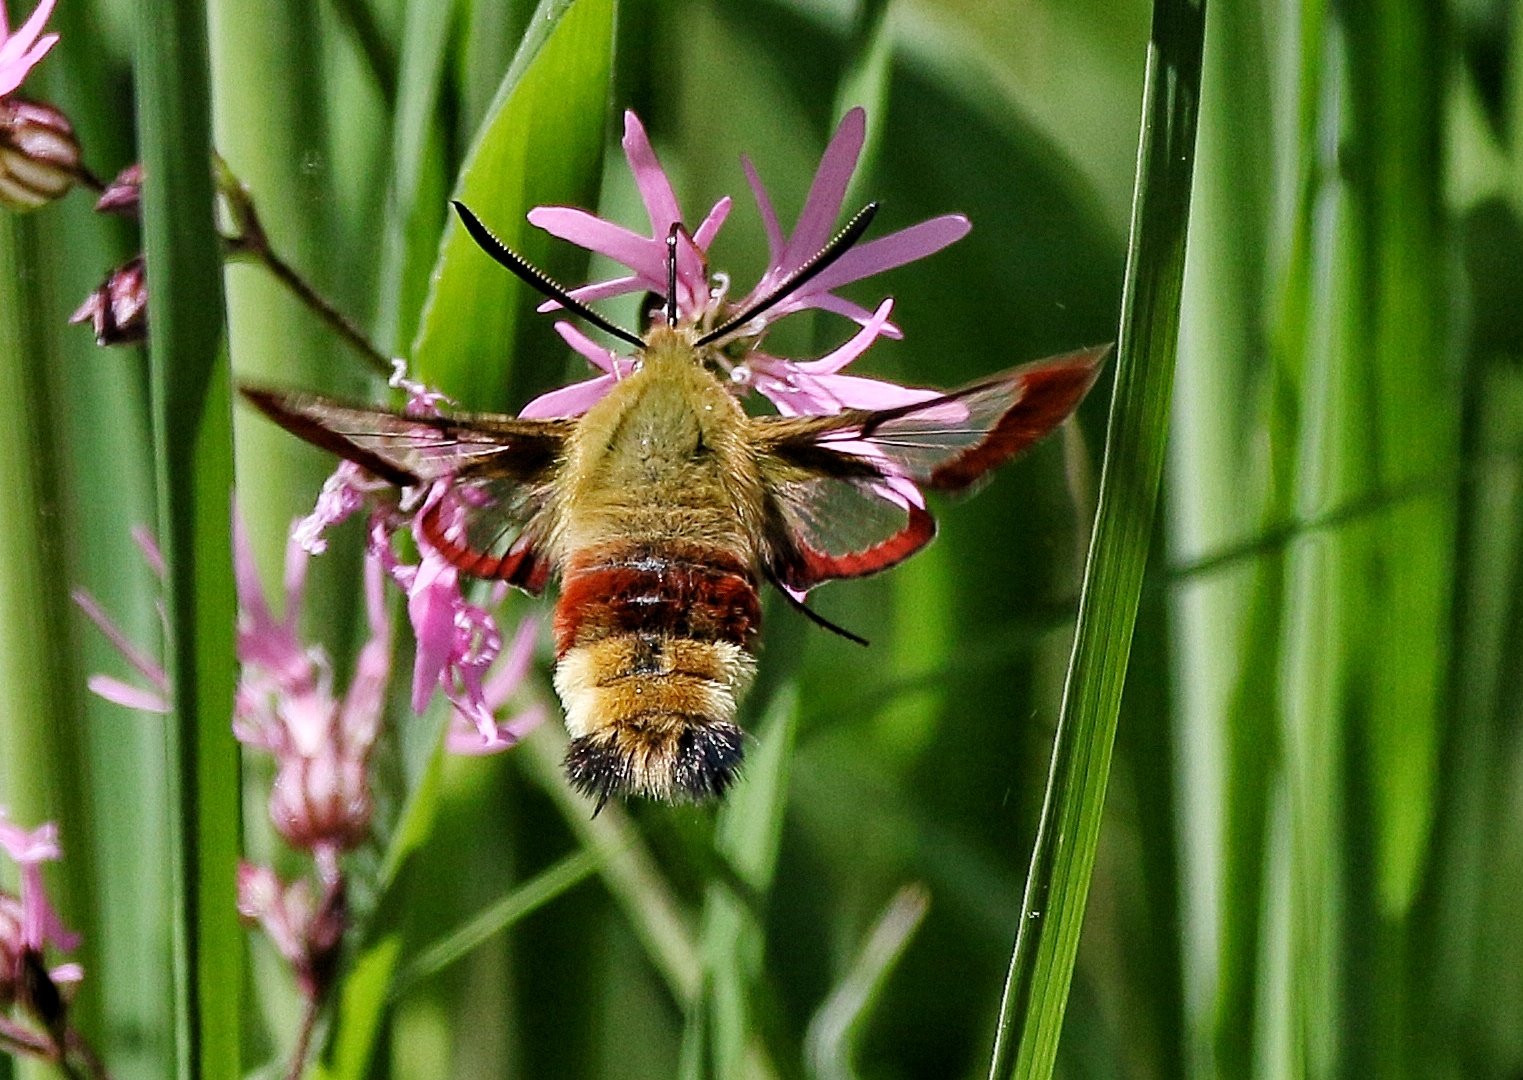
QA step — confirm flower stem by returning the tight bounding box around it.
[283,994,323,1080]
[251,243,394,378]
[214,157,393,378]
[0,1015,51,1058]
[66,1028,115,1080]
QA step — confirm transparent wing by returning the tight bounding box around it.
[761,345,1107,493]
[755,346,1106,589]
[241,387,570,486]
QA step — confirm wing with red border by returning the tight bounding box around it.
[241,387,567,591]
[755,346,1106,590]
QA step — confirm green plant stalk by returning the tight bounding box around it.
[135,0,244,1076]
[0,212,98,1078]
[986,0,1206,1075]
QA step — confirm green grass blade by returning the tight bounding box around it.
[134,0,243,1076]
[804,884,930,1080]
[389,847,599,999]
[373,0,455,355]
[210,0,368,653]
[316,719,447,1080]
[411,0,615,411]
[986,0,1207,1076]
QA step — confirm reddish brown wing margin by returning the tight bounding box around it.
[239,385,567,592]
[856,344,1109,492]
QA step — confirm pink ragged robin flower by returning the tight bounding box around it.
[295,365,548,755]
[232,512,390,860]
[0,811,82,1018]
[236,863,345,1000]
[517,106,969,421]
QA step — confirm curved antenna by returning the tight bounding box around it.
[452,201,645,349]
[695,201,879,348]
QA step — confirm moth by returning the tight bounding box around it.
[244,201,1106,807]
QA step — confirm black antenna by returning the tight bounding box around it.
[452,201,645,349]
[695,201,879,347]
[665,223,681,326]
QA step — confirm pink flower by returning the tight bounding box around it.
[518,107,968,421]
[233,513,390,858]
[0,810,83,1013]
[528,111,731,319]
[0,0,58,98]
[295,368,549,754]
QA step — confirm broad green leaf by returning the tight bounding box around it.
[987,0,1206,1076]
[412,0,616,411]
[135,1,243,1077]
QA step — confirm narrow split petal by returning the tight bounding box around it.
[621,110,681,234]
[781,107,866,271]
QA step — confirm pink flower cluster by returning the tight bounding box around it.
[295,367,548,758]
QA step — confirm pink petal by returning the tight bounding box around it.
[0,816,60,864]
[130,526,165,578]
[693,197,732,250]
[21,863,79,952]
[782,107,866,271]
[483,617,538,710]
[673,228,709,316]
[446,702,549,756]
[742,156,784,265]
[232,510,274,627]
[87,675,170,713]
[0,0,56,87]
[802,214,971,296]
[621,110,681,233]
[50,962,84,985]
[72,588,169,693]
[768,290,904,339]
[553,320,620,373]
[519,373,619,419]
[338,554,391,749]
[536,274,646,313]
[790,298,894,375]
[528,206,665,285]
[281,527,311,623]
[407,554,460,714]
[795,372,944,411]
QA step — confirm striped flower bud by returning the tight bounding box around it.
[0,98,79,210]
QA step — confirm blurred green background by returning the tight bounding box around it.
[2,0,1519,1077]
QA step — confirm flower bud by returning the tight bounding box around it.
[94,162,141,217]
[71,254,147,347]
[268,750,372,853]
[0,98,81,211]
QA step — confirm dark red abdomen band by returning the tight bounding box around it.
[553,543,762,657]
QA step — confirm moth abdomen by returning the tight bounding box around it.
[552,544,760,803]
